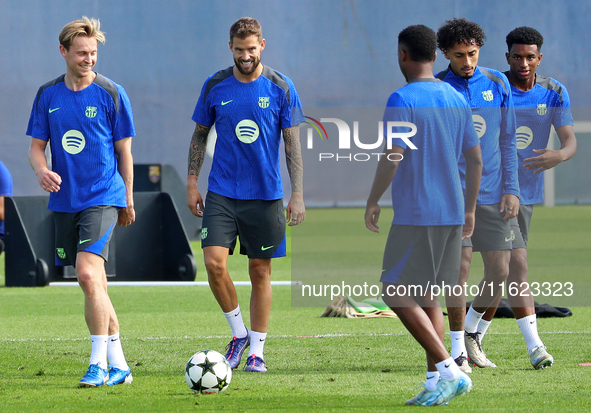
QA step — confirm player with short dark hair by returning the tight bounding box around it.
[27,16,135,387]
[506,26,543,52]
[476,26,576,369]
[229,16,263,42]
[365,24,482,406]
[187,17,305,373]
[436,18,520,372]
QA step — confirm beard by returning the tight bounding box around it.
[459,67,475,79]
[234,56,261,75]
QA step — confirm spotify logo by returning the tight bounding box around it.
[516,126,533,150]
[235,120,260,144]
[62,130,86,154]
[472,114,487,139]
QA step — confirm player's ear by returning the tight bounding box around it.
[537,52,543,65]
[442,49,450,60]
[228,41,233,52]
[398,47,408,62]
[60,44,68,58]
[260,38,266,51]
[505,52,510,65]
[432,51,437,63]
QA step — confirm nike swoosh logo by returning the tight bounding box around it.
[79,238,92,245]
[49,108,60,113]
[426,375,435,380]
[530,321,535,324]
[259,339,265,342]
[505,237,513,242]
[261,245,274,251]
[110,338,119,342]
[221,100,233,106]
[444,363,451,368]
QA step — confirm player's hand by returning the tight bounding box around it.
[523,149,564,174]
[286,192,305,226]
[500,194,519,220]
[36,168,62,193]
[463,211,475,239]
[118,205,135,227]
[187,183,204,218]
[365,202,380,233]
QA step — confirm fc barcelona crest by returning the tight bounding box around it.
[482,90,493,102]
[56,248,66,259]
[258,97,270,109]
[537,104,547,116]
[85,106,97,118]
[149,165,161,183]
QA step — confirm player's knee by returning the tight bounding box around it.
[204,258,226,278]
[76,268,102,294]
[248,261,271,283]
[509,250,528,281]
[458,261,471,283]
[249,271,270,287]
[487,266,510,283]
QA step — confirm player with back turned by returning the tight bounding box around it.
[436,18,519,372]
[27,17,135,387]
[186,17,305,373]
[475,26,577,369]
[365,24,482,406]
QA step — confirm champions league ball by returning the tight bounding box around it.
[185,350,232,394]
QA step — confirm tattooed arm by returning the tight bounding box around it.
[187,123,211,217]
[283,125,305,226]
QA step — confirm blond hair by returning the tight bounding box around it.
[59,16,105,50]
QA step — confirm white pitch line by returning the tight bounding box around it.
[49,281,301,287]
[2,331,589,343]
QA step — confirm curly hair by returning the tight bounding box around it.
[506,26,544,52]
[436,18,485,52]
[398,25,437,63]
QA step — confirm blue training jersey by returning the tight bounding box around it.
[383,78,480,226]
[505,73,573,205]
[0,160,13,238]
[192,65,304,201]
[437,66,519,205]
[26,73,136,213]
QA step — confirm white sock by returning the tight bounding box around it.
[425,371,440,391]
[450,331,467,360]
[436,357,460,381]
[464,307,485,333]
[477,319,492,344]
[248,331,267,360]
[516,315,544,353]
[89,335,108,369]
[223,305,248,339]
[107,332,129,370]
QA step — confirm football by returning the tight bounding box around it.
[185,350,232,394]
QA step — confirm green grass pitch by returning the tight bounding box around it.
[1,206,590,412]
